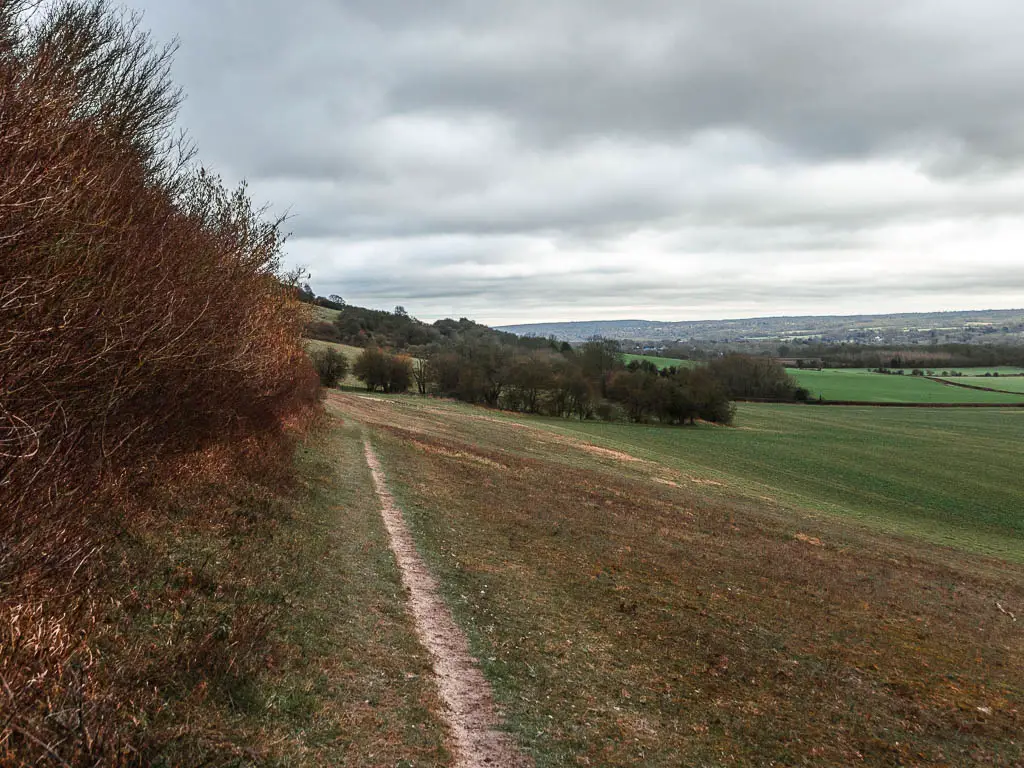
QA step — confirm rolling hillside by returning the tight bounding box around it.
[328,392,1024,765]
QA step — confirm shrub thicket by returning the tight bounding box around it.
[422,339,740,425]
[353,347,414,393]
[707,354,800,400]
[1,1,317,762]
[311,347,350,388]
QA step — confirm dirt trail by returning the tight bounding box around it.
[363,439,530,768]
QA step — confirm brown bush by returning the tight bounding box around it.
[0,1,318,762]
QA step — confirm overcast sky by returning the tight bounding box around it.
[130,0,1024,325]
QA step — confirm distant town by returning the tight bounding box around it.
[499,308,1024,347]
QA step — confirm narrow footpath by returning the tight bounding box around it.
[363,439,531,768]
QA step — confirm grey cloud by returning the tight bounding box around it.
[333,259,1024,307]
[383,1,1024,164]
[127,0,1024,323]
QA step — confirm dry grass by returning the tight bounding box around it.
[2,415,452,766]
[334,393,1024,766]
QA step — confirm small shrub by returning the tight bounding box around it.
[353,347,413,393]
[387,355,414,393]
[353,346,388,391]
[312,348,350,388]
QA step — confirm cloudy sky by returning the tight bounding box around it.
[130,0,1024,325]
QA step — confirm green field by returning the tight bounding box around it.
[303,338,361,360]
[941,367,1024,376]
[545,403,1024,559]
[941,376,1024,393]
[622,352,698,369]
[788,367,1024,403]
[310,304,342,323]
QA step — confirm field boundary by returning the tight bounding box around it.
[927,376,1024,396]
[736,398,1024,408]
[363,438,530,768]
[811,400,1024,407]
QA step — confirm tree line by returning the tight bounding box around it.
[314,338,807,426]
[779,342,1024,370]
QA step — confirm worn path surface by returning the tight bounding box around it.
[363,438,530,768]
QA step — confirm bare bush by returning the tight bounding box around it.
[311,347,350,388]
[0,1,317,762]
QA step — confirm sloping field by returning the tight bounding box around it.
[553,404,1024,559]
[330,393,1023,766]
[303,338,362,360]
[789,368,1024,404]
[311,304,342,323]
[622,353,698,370]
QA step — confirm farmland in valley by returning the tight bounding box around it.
[940,367,1024,376]
[618,359,1024,404]
[939,374,1024,393]
[787,368,1024,404]
[621,353,698,369]
[329,392,1024,766]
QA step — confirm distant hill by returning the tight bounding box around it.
[297,290,559,352]
[497,309,1024,344]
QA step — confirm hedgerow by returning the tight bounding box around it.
[1,1,317,762]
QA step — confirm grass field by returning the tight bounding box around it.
[113,418,450,765]
[942,367,1024,376]
[550,404,1024,559]
[311,304,342,323]
[788,368,1024,404]
[941,376,1024,393]
[303,338,361,360]
[622,353,698,369]
[942,376,1024,393]
[260,422,450,765]
[331,393,1024,766]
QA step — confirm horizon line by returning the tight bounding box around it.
[493,307,1024,328]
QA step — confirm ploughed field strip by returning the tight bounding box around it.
[330,392,1023,767]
